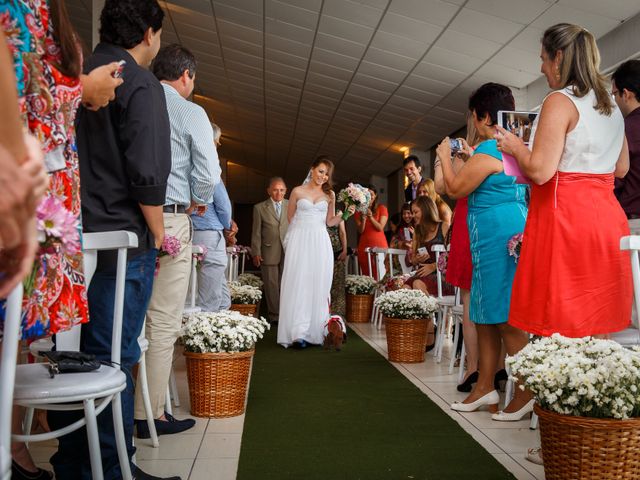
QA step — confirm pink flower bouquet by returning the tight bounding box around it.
[437,251,448,275]
[507,233,523,262]
[155,234,182,276]
[24,196,81,296]
[337,183,371,220]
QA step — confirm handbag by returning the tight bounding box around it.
[41,351,102,378]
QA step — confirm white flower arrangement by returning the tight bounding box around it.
[229,282,262,305]
[507,334,640,419]
[237,273,264,289]
[182,310,270,353]
[345,274,377,295]
[374,289,438,319]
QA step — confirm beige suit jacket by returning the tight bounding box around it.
[251,198,289,266]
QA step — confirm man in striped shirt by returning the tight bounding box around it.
[134,44,221,438]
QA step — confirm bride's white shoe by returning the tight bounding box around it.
[451,390,500,413]
[491,399,535,421]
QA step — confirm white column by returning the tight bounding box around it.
[92,0,105,49]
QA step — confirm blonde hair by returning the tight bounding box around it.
[412,197,441,252]
[542,23,613,115]
[418,179,447,211]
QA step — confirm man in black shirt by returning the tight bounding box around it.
[48,1,178,480]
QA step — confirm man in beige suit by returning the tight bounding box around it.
[252,177,288,323]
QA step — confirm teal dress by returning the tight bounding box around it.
[467,140,528,325]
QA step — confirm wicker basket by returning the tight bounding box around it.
[184,349,254,418]
[229,303,258,317]
[346,294,374,323]
[535,404,640,479]
[384,317,429,363]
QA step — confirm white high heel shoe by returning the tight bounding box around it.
[451,390,500,413]
[491,399,535,421]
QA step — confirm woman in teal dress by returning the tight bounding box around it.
[438,83,532,419]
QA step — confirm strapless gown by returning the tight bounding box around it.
[277,198,334,347]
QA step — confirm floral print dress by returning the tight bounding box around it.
[1,0,88,339]
[328,225,346,318]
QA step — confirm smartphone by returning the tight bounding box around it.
[403,227,412,241]
[417,246,428,256]
[449,138,463,154]
[113,60,126,79]
[497,110,538,145]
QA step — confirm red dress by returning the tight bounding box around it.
[445,197,472,290]
[356,205,389,277]
[509,88,631,337]
[509,173,631,337]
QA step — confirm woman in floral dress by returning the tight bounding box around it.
[1,0,90,339]
[1,2,120,478]
[328,221,347,318]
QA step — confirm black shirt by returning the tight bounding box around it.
[615,107,640,217]
[77,43,171,263]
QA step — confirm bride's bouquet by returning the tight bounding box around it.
[337,183,371,220]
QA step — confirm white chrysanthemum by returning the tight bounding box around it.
[228,283,262,304]
[374,289,438,319]
[181,310,270,353]
[345,275,377,295]
[237,273,264,289]
[507,334,640,419]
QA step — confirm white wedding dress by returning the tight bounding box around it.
[277,198,334,347]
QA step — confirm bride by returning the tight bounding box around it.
[277,156,354,348]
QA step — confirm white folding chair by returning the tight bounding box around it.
[449,303,464,375]
[12,231,137,480]
[432,244,457,363]
[226,247,239,282]
[369,248,388,329]
[0,284,25,480]
[612,236,640,346]
[136,333,159,448]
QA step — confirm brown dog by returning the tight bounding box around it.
[323,316,345,351]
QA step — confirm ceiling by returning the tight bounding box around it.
[66,0,640,195]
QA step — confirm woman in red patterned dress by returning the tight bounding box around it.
[1,1,121,478]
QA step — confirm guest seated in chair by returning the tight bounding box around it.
[403,197,452,297]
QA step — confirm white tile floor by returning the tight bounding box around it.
[29,323,545,479]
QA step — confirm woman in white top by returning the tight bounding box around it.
[493,23,631,429]
[277,156,354,348]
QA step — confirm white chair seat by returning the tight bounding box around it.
[611,327,640,346]
[28,338,55,358]
[436,295,456,306]
[14,364,126,404]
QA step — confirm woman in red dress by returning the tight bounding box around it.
[495,24,630,443]
[355,184,388,277]
[434,118,480,391]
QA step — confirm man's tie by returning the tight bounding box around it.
[275,202,281,218]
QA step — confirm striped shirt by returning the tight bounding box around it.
[162,83,220,206]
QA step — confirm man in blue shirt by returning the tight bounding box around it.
[191,123,234,311]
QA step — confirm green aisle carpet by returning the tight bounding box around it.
[237,327,516,480]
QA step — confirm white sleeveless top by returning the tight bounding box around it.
[529,87,624,174]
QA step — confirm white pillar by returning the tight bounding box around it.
[92,0,105,49]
